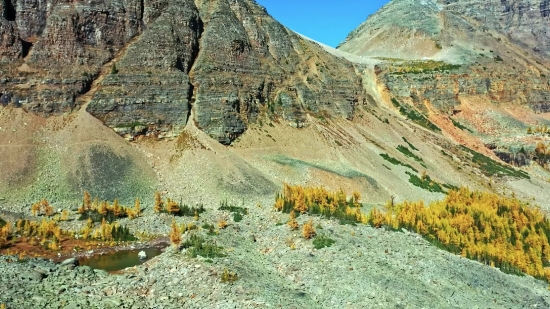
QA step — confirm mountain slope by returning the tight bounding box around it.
[338,0,550,202]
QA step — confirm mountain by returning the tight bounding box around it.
[338,0,550,186]
[1,1,550,308]
[339,0,550,60]
[1,0,363,144]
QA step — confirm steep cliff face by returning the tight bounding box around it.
[375,62,550,114]
[0,0,364,144]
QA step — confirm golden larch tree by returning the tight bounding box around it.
[169,221,181,246]
[288,210,299,230]
[303,219,316,239]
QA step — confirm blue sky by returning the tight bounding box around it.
[255,0,389,47]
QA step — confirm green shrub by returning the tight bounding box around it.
[460,146,530,179]
[312,234,335,249]
[380,153,418,172]
[397,145,425,166]
[402,137,419,151]
[391,99,441,132]
[219,201,247,222]
[405,171,445,193]
[450,118,473,132]
[182,234,225,258]
[110,63,119,74]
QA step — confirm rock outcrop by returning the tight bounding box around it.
[0,0,365,144]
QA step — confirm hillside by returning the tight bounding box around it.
[1,0,550,308]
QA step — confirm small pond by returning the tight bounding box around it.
[78,247,164,273]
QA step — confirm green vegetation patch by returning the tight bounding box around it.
[182,234,225,258]
[78,209,128,224]
[174,204,206,217]
[219,200,248,222]
[402,137,419,151]
[405,171,445,193]
[312,234,336,249]
[450,118,473,133]
[0,217,6,228]
[270,155,379,189]
[397,145,425,168]
[460,146,530,179]
[201,223,217,236]
[380,153,418,172]
[391,98,441,132]
[110,225,137,241]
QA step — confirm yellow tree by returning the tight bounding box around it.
[97,201,107,216]
[134,198,141,217]
[352,191,361,207]
[60,210,69,221]
[83,191,92,212]
[303,219,316,239]
[112,199,123,217]
[31,202,40,216]
[154,191,163,213]
[288,210,299,230]
[165,198,180,215]
[0,221,12,247]
[218,219,228,229]
[43,200,54,216]
[169,222,181,246]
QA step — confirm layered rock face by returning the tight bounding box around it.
[0,0,364,144]
[0,0,142,114]
[442,0,550,57]
[375,64,550,113]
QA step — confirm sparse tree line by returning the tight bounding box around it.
[154,191,205,218]
[274,184,550,282]
[78,191,141,222]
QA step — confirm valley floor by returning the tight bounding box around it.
[1,201,549,309]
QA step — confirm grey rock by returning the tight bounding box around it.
[59,257,79,267]
[20,270,44,282]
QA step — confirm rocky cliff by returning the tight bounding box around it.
[0,0,364,144]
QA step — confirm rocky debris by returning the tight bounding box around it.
[1,203,550,308]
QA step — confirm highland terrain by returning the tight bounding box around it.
[1,0,550,308]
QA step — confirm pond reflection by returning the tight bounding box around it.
[79,247,164,273]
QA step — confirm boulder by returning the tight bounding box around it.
[138,251,147,260]
[60,257,79,267]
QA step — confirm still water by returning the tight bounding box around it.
[78,247,164,273]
